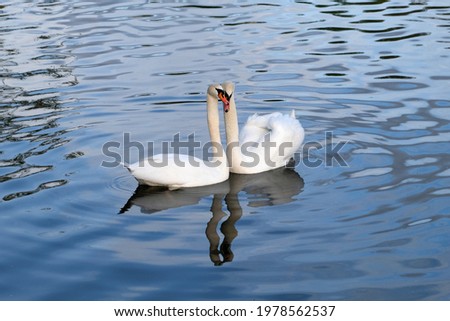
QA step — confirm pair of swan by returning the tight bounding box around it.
[127,82,304,189]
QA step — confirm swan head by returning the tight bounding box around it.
[208,83,231,113]
[221,81,235,113]
[222,81,235,94]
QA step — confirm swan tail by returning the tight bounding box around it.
[290,109,296,119]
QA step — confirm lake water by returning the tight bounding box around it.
[1,0,449,300]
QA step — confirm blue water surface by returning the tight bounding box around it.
[0,0,449,300]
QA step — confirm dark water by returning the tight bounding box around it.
[1,0,449,300]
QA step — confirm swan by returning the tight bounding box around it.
[220,81,305,174]
[126,84,229,189]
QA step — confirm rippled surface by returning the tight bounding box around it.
[1,0,449,300]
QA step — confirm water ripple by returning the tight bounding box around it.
[1,0,450,300]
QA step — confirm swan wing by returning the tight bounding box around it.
[266,112,304,162]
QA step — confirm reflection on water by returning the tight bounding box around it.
[1,0,450,300]
[0,1,78,202]
[121,169,304,265]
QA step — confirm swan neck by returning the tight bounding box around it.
[225,95,239,145]
[206,93,225,162]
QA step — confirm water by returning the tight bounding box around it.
[1,0,449,300]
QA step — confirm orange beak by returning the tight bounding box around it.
[218,91,230,113]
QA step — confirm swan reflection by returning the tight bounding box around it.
[120,168,304,265]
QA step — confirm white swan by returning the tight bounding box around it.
[126,84,229,189]
[221,81,304,174]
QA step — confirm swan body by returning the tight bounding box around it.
[127,84,229,189]
[221,82,304,174]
